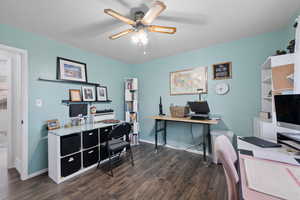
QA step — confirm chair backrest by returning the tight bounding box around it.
[110,122,131,140]
[215,135,239,200]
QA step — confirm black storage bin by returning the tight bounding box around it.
[61,153,81,177]
[100,126,112,142]
[100,144,108,161]
[83,147,99,167]
[83,129,99,149]
[60,133,81,156]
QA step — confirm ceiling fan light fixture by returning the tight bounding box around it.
[131,30,148,46]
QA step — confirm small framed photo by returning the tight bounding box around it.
[97,86,108,101]
[212,62,232,80]
[47,119,60,130]
[82,86,96,101]
[57,57,87,83]
[69,89,81,102]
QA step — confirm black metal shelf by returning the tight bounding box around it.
[38,78,100,87]
[62,100,112,105]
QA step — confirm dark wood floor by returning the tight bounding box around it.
[0,143,227,200]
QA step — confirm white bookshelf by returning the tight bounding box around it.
[256,54,295,139]
[125,78,139,145]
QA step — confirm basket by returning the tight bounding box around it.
[170,106,189,118]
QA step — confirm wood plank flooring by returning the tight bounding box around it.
[0,143,227,200]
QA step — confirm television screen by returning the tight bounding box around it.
[274,94,300,125]
[69,104,88,118]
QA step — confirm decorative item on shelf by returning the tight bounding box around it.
[82,86,96,101]
[215,83,230,95]
[212,62,232,80]
[259,111,271,120]
[57,57,87,83]
[169,105,189,118]
[159,96,165,116]
[287,39,295,53]
[47,119,60,130]
[275,50,287,56]
[294,21,298,28]
[69,89,81,102]
[96,86,108,101]
[267,90,272,97]
[170,67,208,95]
[90,106,97,114]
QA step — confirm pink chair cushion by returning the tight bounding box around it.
[215,135,239,200]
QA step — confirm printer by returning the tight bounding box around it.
[188,101,210,120]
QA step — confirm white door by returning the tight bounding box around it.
[0,54,11,169]
[0,51,23,176]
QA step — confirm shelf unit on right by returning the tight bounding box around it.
[124,78,139,146]
[261,53,295,117]
[256,53,295,139]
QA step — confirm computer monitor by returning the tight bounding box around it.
[69,104,88,118]
[274,94,300,130]
[188,101,210,114]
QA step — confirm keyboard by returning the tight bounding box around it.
[240,137,282,148]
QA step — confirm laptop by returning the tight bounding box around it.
[240,137,282,148]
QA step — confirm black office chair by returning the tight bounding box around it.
[98,122,134,176]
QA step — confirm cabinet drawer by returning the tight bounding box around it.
[100,126,112,142]
[83,147,99,168]
[61,153,81,177]
[83,129,99,149]
[60,133,81,156]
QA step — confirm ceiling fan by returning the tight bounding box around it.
[104,1,176,41]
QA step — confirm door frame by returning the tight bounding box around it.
[0,44,29,180]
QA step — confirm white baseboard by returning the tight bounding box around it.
[139,139,203,155]
[26,168,48,179]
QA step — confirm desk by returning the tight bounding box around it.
[237,138,300,199]
[149,116,218,161]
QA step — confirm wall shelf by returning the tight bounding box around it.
[61,100,112,105]
[38,78,100,87]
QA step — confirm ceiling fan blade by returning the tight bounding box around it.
[104,9,136,25]
[147,25,176,34]
[141,1,166,25]
[109,29,135,40]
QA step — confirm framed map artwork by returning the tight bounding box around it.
[170,67,208,95]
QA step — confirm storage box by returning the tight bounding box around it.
[170,106,189,118]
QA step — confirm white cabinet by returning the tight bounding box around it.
[253,117,276,140]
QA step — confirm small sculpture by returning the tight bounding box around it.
[275,50,287,56]
[287,39,295,53]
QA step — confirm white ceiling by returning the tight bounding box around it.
[0,0,300,64]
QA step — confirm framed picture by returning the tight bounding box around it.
[47,119,60,130]
[170,67,208,95]
[212,62,232,80]
[69,89,81,102]
[82,86,96,101]
[57,57,87,83]
[97,86,108,101]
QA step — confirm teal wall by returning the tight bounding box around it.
[0,21,295,174]
[0,24,131,174]
[132,29,289,149]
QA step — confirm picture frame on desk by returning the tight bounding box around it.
[47,119,60,130]
[57,57,87,83]
[96,86,108,101]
